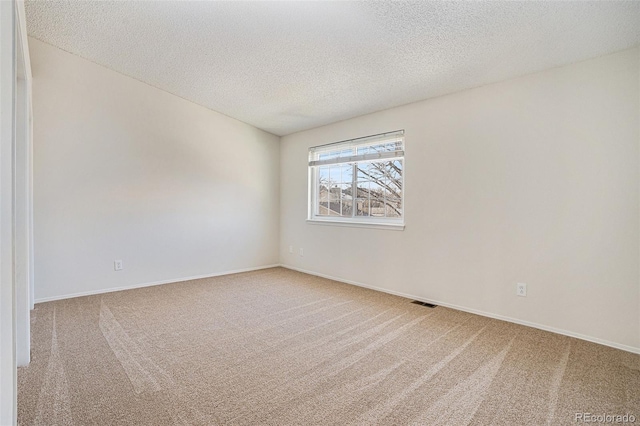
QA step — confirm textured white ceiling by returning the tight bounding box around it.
[26,1,640,136]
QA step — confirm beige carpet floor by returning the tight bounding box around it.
[18,267,639,425]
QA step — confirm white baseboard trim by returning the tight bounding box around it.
[34,264,282,304]
[280,264,640,355]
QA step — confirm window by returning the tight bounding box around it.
[308,130,404,229]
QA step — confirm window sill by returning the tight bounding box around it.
[306,219,405,231]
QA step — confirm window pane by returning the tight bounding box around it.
[383,178,396,199]
[370,162,387,183]
[317,148,355,162]
[317,167,328,217]
[358,141,402,154]
[317,176,330,216]
[355,180,368,199]
[339,183,352,217]
[368,180,383,199]
[356,199,370,216]
[384,198,402,217]
[387,142,400,151]
[370,198,384,214]
[341,199,353,217]
[357,163,376,182]
[328,166,338,185]
[318,198,340,216]
[328,184,340,202]
[319,151,337,161]
[340,164,353,182]
[356,146,370,155]
[392,160,403,186]
[318,166,329,184]
[317,199,330,216]
[339,182,352,197]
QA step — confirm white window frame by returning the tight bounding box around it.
[307,130,405,230]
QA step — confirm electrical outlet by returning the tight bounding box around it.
[516,283,527,297]
[114,260,123,271]
[289,245,293,254]
[299,248,304,257]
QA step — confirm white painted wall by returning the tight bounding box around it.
[280,48,640,353]
[1,0,32,423]
[30,38,280,302]
[0,1,17,422]
[15,0,33,368]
